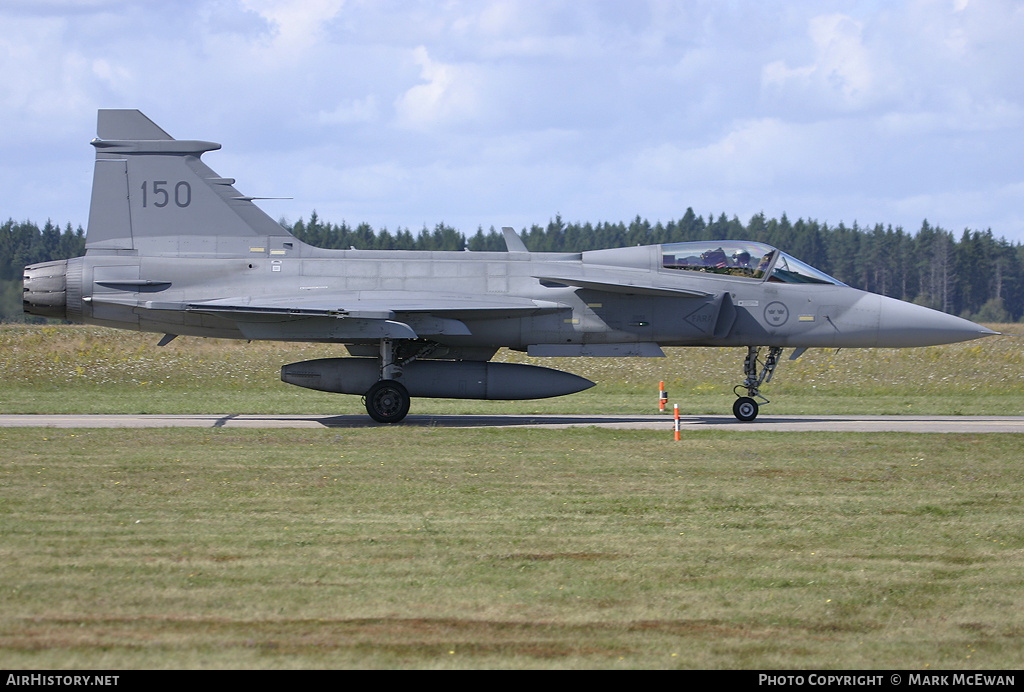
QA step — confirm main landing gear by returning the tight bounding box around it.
[364,379,411,424]
[361,338,427,424]
[732,346,782,422]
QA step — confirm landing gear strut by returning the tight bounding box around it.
[732,346,782,421]
[362,338,423,423]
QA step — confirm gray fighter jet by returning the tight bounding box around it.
[23,110,997,422]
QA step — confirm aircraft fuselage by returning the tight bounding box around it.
[28,243,988,353]
[22,109,997,423]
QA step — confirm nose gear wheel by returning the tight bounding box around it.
[733,396,760,422]
[732,346,782,421]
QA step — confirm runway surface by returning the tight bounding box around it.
[1,413,1022,432]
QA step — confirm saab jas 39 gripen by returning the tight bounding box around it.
[23,110,997,423]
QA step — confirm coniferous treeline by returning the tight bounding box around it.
[4,210,1023,322]
[289,209,1024,322]
[1,220,85,321]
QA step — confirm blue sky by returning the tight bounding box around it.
[2,0,1022,242]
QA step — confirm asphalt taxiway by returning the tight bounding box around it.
[0,414,1022,433]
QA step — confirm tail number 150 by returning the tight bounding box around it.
[140,181,192,208]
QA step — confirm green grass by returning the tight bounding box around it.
[1,324,1023,669]
[2,324,1023,415]
[1,427,1022,669]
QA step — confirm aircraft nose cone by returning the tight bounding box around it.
[876,295,998,347]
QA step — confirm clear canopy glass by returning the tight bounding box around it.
[660,241,845,286]
[769,252,846,285]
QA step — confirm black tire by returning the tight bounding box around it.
[365,380,411,424]
[733,397,759,422]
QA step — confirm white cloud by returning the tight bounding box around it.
[0,0,1022,241]
[315,96,380,126]
[761,13,883,113]
[393,46,487,131]
[625,117,862,193]
[239,0,345,52]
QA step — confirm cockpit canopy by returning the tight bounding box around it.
[661,241,845,286]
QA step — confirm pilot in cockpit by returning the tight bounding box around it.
[732,250,751,268]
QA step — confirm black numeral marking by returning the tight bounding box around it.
[140,181,191,208]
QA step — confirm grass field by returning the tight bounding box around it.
[3,428,1023,669]
[1,324,1023,669]
[2,323,1023,416]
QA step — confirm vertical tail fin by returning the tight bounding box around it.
[86,110,293,255]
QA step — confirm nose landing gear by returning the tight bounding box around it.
[732,346,782,421]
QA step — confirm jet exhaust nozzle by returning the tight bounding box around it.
[23,259,86,320]
[23,260,68,319]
